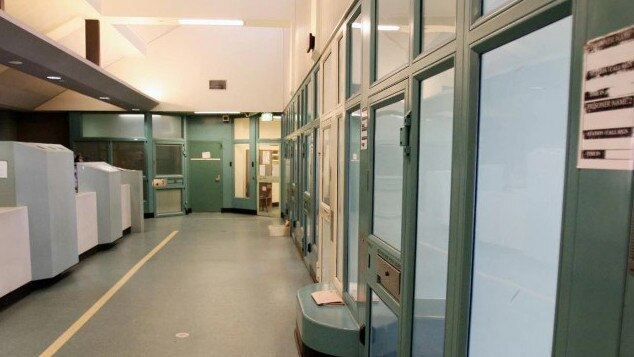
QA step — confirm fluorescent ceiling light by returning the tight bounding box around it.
[352,23,362,29]
[194,111,241,115]
[261,112,273,122]
[99,96,110,100]
[119,114,142,118]
[9,60,23,65]
[378,25,400,31]
[131,108,141,111]
[273,115,282,121]
[47,75,62,80]
[179,19,244,26]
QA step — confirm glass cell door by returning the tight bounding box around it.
[468,17,572,356]
[319,121,338,284]
[256,143,280,217]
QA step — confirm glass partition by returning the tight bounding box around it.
[412,68,455,357]
[421,0,456,53]
[347,109,361,298]
[372,99,405,251]
[82,114,145,138]
[259,118,281,139]
[370,292,399,357]
[113,142,145,172]
[324,53,337,114]
[375,0,410,80]
[234,143,251,198]
[349,13,362,97]
[73,141,108,162]
[152,115,182,140]
[469,17,572,356]
[322,126,332,206]
[234,117,250,140]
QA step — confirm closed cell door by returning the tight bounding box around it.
[188,141,223,212]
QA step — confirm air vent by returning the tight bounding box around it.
[209,80,227,90]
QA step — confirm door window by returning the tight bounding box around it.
[234,143,250,199]
[346,109,362,298]
[155,144,182,175]
[372,99,405,251]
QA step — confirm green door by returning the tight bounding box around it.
[189,141,223,212]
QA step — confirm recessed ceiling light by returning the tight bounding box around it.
[9,60,23,65]
[131,108,140,111]
[99,96,110,100]
[47,75,62,80]
[178,19,244,26]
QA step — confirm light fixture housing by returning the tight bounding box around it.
[261,112,273,122]
[99,96,110,100]
[178,19,244,26]
[8,60,23,65]
[47,75,62,80]
[194,111,241,115]
[377,25,400,31]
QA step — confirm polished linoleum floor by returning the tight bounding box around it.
[0,213,312,356]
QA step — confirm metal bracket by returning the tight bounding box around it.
[400,111,412,156]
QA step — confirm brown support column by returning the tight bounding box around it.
[85,19,100,66]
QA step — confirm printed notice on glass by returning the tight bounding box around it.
[360,108,369,151]
[578,25,634,170]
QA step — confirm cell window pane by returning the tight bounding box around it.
[422,0,456,53]
[322,127,331,206]
[483,0,513,15]
[370,292,399,357]
[376,0,410,80]
[113,142,145,173]
[234,117,250,140]
[349,14,362,97]
[347,110,361,299]
[412,68,455,357]
[82,114,145,138]
[152,115,182,140]
[372,100,405,251]
[234,143,250,198]
[155,144,182,175]
[73,141,108,162]
[469,17,572,357]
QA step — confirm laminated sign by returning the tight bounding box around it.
[578,25,634,170]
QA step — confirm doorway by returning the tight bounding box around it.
[188,141,223,212]
[256,143,281,217]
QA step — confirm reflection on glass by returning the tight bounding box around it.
[324,54,337,114]
[74,141,108,162]
[376,0,410,80]
[259,119,281,139]
[483,0,513,15]
[469,18,572,357]
[347,110,361,299]
[412,68,455,357]
[422,0,456,53]
[373,100,405,251]
[155,144,182,175]
[152,115,182,139]
[113,142,145,172]
[234,117,250,140]
[322,126,331,206]
[234,143,250,198]
[349,14,362,97]
[370,292,399,357]
[82,114,145,138]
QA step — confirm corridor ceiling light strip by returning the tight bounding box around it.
[377,25,400,31]
[178,19,244,26]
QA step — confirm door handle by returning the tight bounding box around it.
[215,175,221,182]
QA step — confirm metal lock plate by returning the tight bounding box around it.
[376,255,401,301]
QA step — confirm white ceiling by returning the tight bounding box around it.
[1,0,293,111]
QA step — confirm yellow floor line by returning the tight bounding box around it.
[39,230,180,357]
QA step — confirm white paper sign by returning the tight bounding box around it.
[578,25,634,170]
[202,152,211,159]
[0,161,7,178]
[360,108,369,151]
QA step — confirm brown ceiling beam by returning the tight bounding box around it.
[85,19,100,66]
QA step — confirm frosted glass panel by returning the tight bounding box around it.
[347,110,361,299]
[483,0,512,15]
[469,17,572,357]
[152,115,182,139]
[324,54,337,114]
[422,0,456,53]
[370,292,399,357]
[372,100,405,251]
[259,119,281,139]
[82,114,144,138]
[349,13,362,97]
[155,189,182,214]
[412,68,454,357]
[376,0,410,80]
[234,117,250,140]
